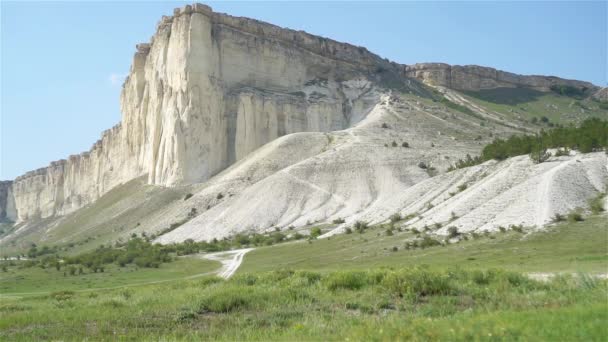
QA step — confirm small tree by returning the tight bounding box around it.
[310,227,322,238]
[389,213,401,223]
[447,226,459,238]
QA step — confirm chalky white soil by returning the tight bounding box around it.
[156,95,607,243]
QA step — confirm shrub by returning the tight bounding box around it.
[567,212,584,223]
[381,123,389,129]
[417,162,428,169]
[332,218,345,224]
[324,271,369,290]
[511,225,524,233]
[344,227,352,234]
[552,213,565,222]
[450,212,458,221]
[498,226,507,233]
[391,141,398,147]
[184,193,193,200]
[382,268,454,297]
[589,193,605,214]
[310,227,322,238]
[530,148,551,164]
[385,229,393,236]
[402,142,409,148]
[447,226,459,238]
[471,269,495,285]
[354,221,368,233]
[457,183,468,192]
[216,193,224,200]
[419,236,441,249]
[389,213,401,223]
[198,288,256,313]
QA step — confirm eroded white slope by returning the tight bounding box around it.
[156,94,526,243]
[336,151,607,236]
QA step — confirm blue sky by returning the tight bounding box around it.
[1,1,606,180]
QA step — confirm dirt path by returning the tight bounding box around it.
[1,250,256,298]
[201,248,254,279]
[527,272,608,282]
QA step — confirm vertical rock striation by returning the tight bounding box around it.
[0,181,17,222]
[6,3,388,222]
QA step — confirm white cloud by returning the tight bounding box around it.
[108,73,127,86]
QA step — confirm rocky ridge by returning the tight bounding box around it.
[404,63,597,92]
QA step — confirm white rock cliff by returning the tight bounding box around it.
[2,3,603,231]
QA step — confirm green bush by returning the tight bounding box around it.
[389,213,402,223]
[419,236,441,249]
[310,227,322,238]
[198,287,258,313]
[552,213,565,222]
[589,193,605,214]
[567,212,584,223]
[354,221,368,233]
[382,268,455,297]
[324,271,369,291]
[447,227,459,238]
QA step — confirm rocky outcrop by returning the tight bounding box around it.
[404,63,597,93]
[592,88,608,102]
[7,3,388,222]
[0,181,17,222]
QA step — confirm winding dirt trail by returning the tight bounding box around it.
[201,248,254,279]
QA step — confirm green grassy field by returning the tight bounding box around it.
[0,215,606,340]
[1,267,606,341]
[0,257,219,297]
[240,215,608,274]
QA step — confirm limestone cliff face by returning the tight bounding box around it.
[4,3,602,225]
[0,181,17,222]
[7,3,385,222]
[404,63,597,92]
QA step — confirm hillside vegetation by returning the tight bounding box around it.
[1,266,606,340]
[449,118,608,170]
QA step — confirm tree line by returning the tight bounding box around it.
[449,118,607,171]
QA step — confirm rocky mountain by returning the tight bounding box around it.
[1,3,606,251]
